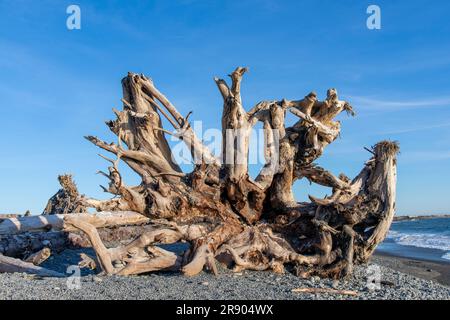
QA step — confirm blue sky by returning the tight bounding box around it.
[0,0,449,215]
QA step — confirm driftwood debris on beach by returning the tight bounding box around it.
[291,287,359,296]
[0,68,399,278]
[0,254,64,277]
[0,212,151,259]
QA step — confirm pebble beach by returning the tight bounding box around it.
[0,249,448,300]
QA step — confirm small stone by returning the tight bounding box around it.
[201,281,209,286]
[332,280,339,289]
[93,276,103,283]
[54,287,61,291]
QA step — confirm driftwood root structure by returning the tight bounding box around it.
[39,68,399,278]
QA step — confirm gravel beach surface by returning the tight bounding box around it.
[0,249,449,300]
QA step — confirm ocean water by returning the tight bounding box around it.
[377,217,450,263]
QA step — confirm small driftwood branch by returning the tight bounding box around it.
[24,248,51,265]
[292,287,359,296]
[79,253,98,270]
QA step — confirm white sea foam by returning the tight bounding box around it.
[387,230,450,260]
[441,252,450,261]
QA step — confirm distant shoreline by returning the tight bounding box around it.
[393,214,450,222]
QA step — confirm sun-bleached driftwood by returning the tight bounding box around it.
[0,211,149,235]
[0,211,150,267]
[0,224,158,259]
[79,253,98,270]
[0,214,23,219]
[24,247,51,265]
[0,254,64,277]
[41,68,399,279]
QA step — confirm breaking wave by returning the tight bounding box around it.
[387,230,450,260]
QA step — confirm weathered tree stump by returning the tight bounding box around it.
[45,68,399,278]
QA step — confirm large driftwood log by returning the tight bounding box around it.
[0,224,158,258]
[0,211,150,260]
[42,68,398,279]
[0,211,149,235]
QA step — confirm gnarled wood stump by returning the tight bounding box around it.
[50,68,399,278]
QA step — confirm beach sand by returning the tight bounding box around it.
[373,252,450,287]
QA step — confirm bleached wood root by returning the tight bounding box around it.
[65,216,183,275]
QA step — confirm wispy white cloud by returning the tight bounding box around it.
[401,150,450,162]
[379,122,450,135]
[345,95,450,113]
[341,45,450,77]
